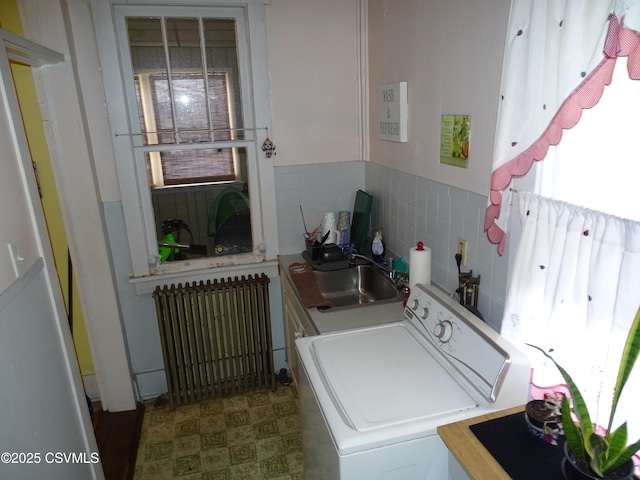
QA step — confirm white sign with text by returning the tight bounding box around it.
[378,82,408,142]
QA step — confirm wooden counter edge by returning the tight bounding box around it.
[437,404,525,480]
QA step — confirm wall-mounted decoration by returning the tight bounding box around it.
[262,137,276,158]
[378,82,408,142]
[440,115,470,168]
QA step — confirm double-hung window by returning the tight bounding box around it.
[99,3,275,277]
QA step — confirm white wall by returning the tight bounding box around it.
[368,0,511,196]
[266,0,364,166]
[275,162,366,255]
[367,164,511,329]
[363,0,513,328]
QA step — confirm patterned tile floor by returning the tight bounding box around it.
[133,386,304,480]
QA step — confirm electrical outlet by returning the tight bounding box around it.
[457,237,468,267]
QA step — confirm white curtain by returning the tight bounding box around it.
[485,0,640,255]
[502,192,640,439]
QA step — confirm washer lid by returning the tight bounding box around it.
[310,323,477,432]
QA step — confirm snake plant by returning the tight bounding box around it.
[527,306,640,477]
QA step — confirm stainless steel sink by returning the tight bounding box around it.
[313,264,405,311]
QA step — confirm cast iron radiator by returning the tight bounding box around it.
[152,274,275,408]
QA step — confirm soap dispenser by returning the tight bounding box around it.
[371,228,385,263]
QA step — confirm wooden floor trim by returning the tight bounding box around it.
[93,403,145,480]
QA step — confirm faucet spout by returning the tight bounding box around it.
[348,253,374,266]
[348,253,386,271]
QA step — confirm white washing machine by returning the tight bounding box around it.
[296,283,530,479]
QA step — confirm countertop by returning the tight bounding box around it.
[438,405,524,480]
[278,253,407,335]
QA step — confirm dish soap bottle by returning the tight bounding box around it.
[371,228,385,263]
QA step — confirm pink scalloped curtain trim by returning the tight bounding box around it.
[485,14,640,255]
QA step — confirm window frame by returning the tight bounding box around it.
[94,1,276,278]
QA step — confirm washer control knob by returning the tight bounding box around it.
[411,298,420,310]
[420,307,429,319]
[434,320,453,342]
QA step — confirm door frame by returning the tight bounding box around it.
[16,0,137,411]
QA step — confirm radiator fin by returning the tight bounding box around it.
[152,274,275,408]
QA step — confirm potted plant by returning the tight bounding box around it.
[525,392,563,445]
[527,306,640,479]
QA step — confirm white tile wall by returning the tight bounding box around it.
[365,163,510,330]
[274,161,511,331]
[275,161,366,255]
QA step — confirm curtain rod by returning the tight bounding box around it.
[115,126,269,137]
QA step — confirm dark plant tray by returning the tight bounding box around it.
[301,250,347,271]
[469,412,565,479]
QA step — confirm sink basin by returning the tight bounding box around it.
[312,264,405,311]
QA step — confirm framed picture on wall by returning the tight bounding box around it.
[440,114,470,168]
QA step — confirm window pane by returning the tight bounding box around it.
[149,148,251,260]
[127,17,171,145]
[209,72,232,141]
[150,74,210,144]
[128,16,242,145]
[165,18,207,143]
[204,18,244,140]
[145,148,235,187]
[173,77,208,143]
[148,74,177,144]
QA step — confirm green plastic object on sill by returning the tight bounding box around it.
[159,233,179,263]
